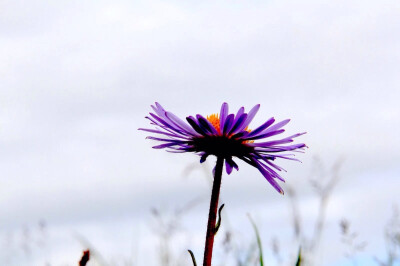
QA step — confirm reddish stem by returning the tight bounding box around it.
[203,156,224,266]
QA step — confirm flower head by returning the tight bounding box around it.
[140,102,307,194]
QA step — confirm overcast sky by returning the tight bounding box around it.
[1,0,400,265]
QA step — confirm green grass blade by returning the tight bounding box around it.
[188,250,197,266]
[295,248,302,266]
[248,214,264,266]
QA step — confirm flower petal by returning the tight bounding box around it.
[152,102,168,119]
[219,103,229,131]
[250,132,306,146]
[200,153,209,163]
[231,131,249,139]
[146,136,187,143]
[166,111,200,136]
[254,143,307,152]
[149,113,183,134]
[252,119,291,138]
[234,107,245,124]
[186,116,208,136]
[138,128,189,139]
[229,113,248,135]
[242,104,260,129]
[244,129,285,141]
[152,142,184,149]
[223,114,235,135]
[227,157,239,171]
[197,115,219,135]
[245,117,275,138]
[252,159,284,194]
[225,160,233,175]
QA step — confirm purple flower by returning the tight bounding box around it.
[139,102,306,194]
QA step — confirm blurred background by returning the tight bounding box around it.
[1,0,399,265]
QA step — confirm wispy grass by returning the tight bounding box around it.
[248,214,264,266]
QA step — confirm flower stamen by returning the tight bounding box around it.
[207,113,254,143]
[206,114,221,134]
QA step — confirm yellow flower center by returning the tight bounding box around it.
[206,113,254,143]
[206,113,221,134]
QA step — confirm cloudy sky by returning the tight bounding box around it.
[1,0,399,265]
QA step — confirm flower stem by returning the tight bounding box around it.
[203,156,224,266]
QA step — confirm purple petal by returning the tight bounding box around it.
[254,119,291,138]
[145,118,188,137]
[252,138,293,147]
[225,160,233,175]
[231,131,250,139]
[146,136,186,143]
[219,103,229,131]
[242,104,260,129]
[166,150,189,153]
[145,116,171,131]
[186,116,208,136]
[166,112,200,136]
[245,117,275,138]
[250,132,306,146]
[227,157,239,171]
[149,103,201,137]
[267,154,302,162]
[254,143,307,152]
[197,115,218,135]
[259,158,287,173]
[234,107,245,124]
[149,113,183,133]
[200,153,209,163]
[152,102,168,119]
[261,162,285,181]
[229,113,248,135]
[223,114,235,135]
[244,129,285,141]
[151,104,186,133]
[152,142,183,149]
[144,119,181,137]
[252,159,284,194]
[138,128,189,139]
